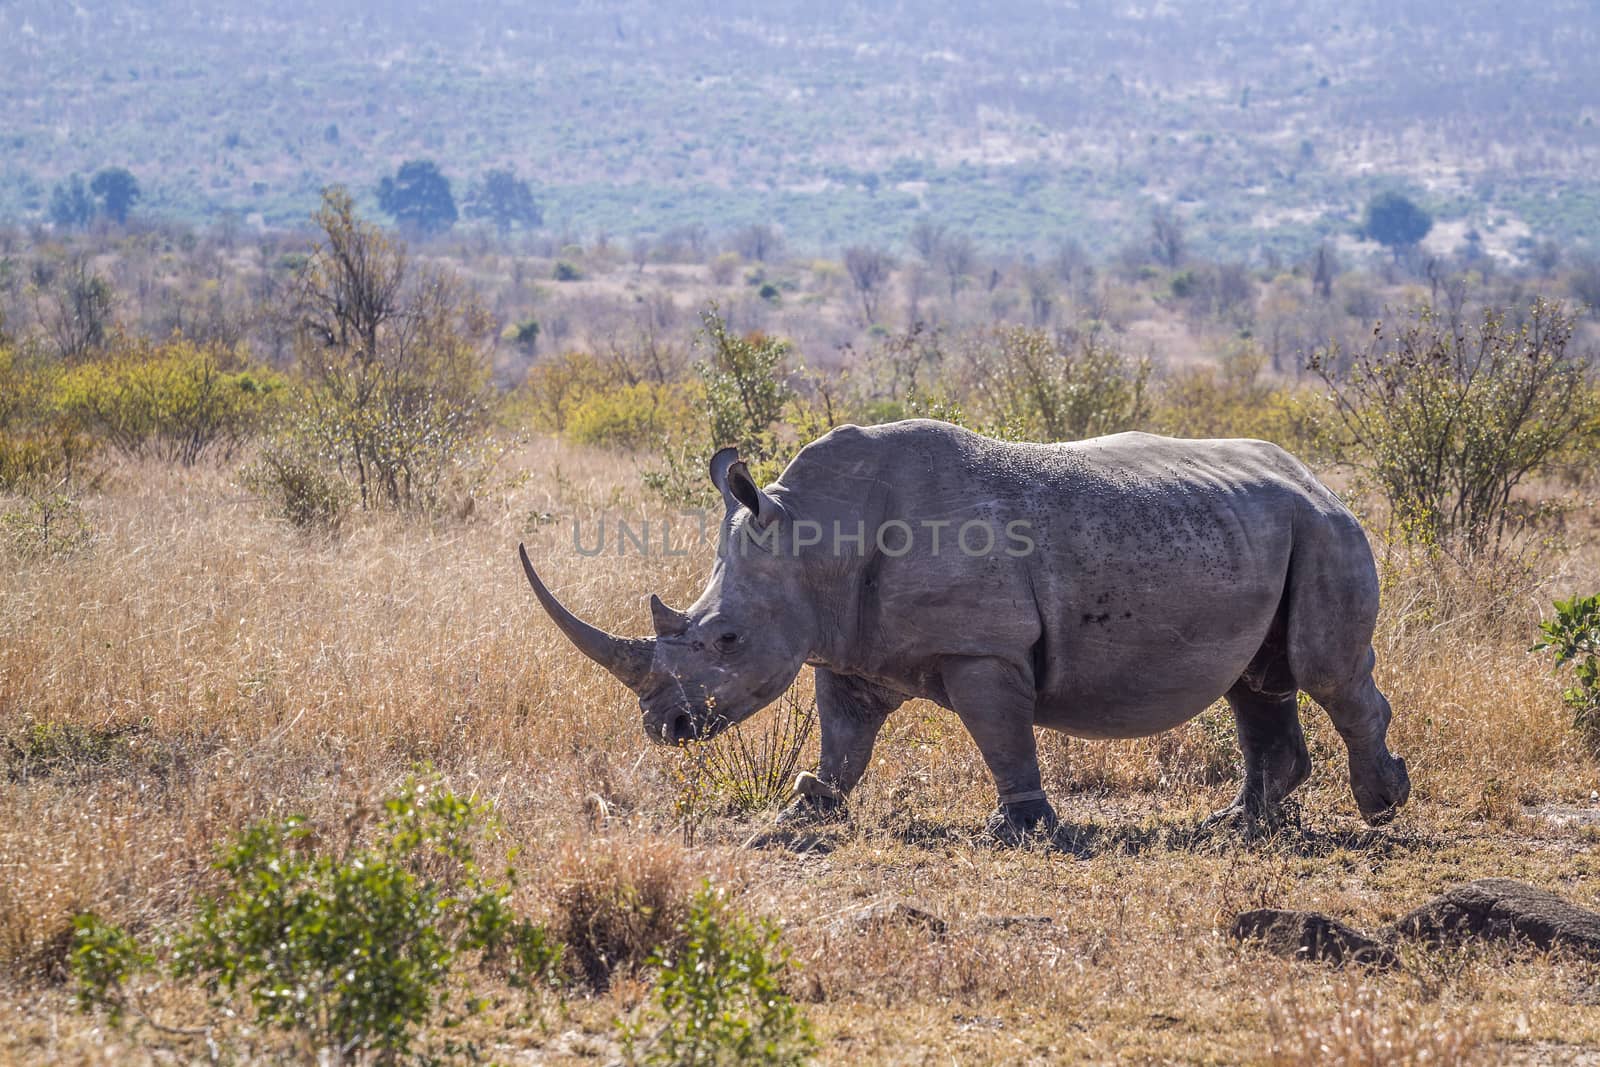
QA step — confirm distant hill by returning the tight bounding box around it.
[4,0,1598,258]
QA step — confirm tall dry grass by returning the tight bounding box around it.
[2,435,1598,1063]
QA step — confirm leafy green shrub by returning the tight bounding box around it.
[70,915,153,1025]
[0,345,98,491]
[1311,300,1595,552]
[620,885,814,1067]
[502,316,541,354]
[0,428,98,493]
[512,350,617,435]
[955,325,1152,442]
[1533,594,1600,751]
[1156,342,1327,455]
[644,309,798,504]
[70,774,562,1060]
[55,334,285,466]
[568,381,704,451]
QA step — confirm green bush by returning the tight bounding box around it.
[956,325,1152,442]
[620,885,814,1067]
[69,915,153,1026]
[502,317,541,354]
[644,309,799,504]
[0,427,98,493]
[553,260,583,282]
[55,334,285,466]
[268,189,498,516]
[1156,342,1327,455]
[0,345,99,492]
[70,773,562,1060]
[1312,300,1595,552]
[512,350,617,435]
[568,381,704,451]
[1533,594,1600,752]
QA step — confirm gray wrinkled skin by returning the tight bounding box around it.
[520,419,1411,839]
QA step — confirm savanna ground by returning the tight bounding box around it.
[4,428,1600,1065]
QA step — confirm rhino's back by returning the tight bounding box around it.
[790,420,1342,523]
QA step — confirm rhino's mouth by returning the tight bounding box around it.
[645,703,743,746]
[664,709,697,745]
[642,698,711,746]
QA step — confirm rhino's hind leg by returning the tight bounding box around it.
[1284,516,1411,826]
[1205,684,1311,831]
[1310,664,1411,826]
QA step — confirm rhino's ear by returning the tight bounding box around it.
[710,447,781,526]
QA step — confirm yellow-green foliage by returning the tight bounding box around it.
[1155,342,1329,456]
[0,427,98,493]
[512,351,617,435]
[956,325,1151,442]
[55,334,285,466]
[0,346,58,429]
[567,380,704,451]
[0,345,96,491]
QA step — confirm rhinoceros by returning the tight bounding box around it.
[519,419,1410,840]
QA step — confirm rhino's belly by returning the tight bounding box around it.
[1031,626,1266,739]
[1033,690,1223,739]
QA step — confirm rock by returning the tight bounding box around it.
[976,914,1054,930]
[847,901,948,937]
[1230,908,1398,968]
[741,824,836,854]
[1391,878,1600,959]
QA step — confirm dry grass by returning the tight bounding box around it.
[3,437,1600,1064]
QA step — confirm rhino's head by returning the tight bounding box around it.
[519,447,815,745]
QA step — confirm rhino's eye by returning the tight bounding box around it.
[715,632,740,654]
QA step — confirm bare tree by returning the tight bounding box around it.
[288,186,493,511]
[1150,206,1185,269]
[843,245,894,324]
[1311,243,1338,301]
[732,224,782,262]
[32,255,116,361]
[1213,263,1255,325]
[908,218,947,264]
[630,236,652,274]
[1051,239,1088,285]
[939,233,976,302]
[1024,266,1055,327]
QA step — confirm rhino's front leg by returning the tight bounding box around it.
[942,656,1058,845]
[777,669,900,825]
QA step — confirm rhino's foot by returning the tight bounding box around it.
[774,791,846,827]
[985,797,1059,847]
[1352,753,1410,826]
[1202,794,1299,838]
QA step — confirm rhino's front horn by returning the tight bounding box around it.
[518,543,654,691]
